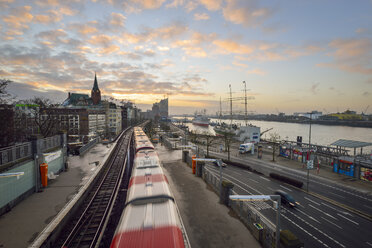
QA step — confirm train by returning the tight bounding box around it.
[110,126,187,248]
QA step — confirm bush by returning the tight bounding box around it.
[269,173,303,188]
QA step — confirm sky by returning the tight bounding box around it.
[0,0,371,115]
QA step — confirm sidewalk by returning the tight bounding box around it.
[0,143,115,248]
[156,144,261,248]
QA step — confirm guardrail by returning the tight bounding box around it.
[201,161,276,248]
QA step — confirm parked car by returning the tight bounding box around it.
[212,160,227,167]
[274,190,299,207]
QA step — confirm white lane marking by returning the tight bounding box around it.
[366,241,372,247]
[280,185,292,192]
[321,217,342,229]
[297,209,321,224]
[327,191,346,199]
[249,178,259,184]
[337,213,359,225]
[267,187,275,192]
[364,204,372,210]
[305,196,321,206]
[321,202,340,212]
[308,204,338,220]
[281,214,329,247]
[260,176,270,182]
[286,209,345,248]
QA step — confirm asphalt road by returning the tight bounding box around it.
[205,163,372,248]
[210,151,372,217]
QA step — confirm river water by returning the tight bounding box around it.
[175,117,372,153]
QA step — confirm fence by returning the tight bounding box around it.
[199,157,276,248]
[0,143,32,166]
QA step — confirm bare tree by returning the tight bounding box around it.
[221,131,234,161]
[269,132,281,162]
[200,132,216,157]
[0,79,14,104]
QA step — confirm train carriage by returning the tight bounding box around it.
[110,126,186,248]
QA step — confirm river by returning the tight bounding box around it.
[174,117,372,153]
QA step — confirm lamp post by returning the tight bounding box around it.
[230,195,281,248]
[307,111,313,192]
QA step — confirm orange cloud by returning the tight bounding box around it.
[213,39,254,54]
[110,12,126,27]
[3,5,33,29]
[88,34,115,46]
[200,0,222,11]
[194,12,210,20]
[222,0,272,27]
[318,38,372,75]
[99,45,120,54]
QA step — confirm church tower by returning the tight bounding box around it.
[91,72,101,105]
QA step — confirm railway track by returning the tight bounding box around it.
[55,128,133,248]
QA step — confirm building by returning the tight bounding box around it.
[140,98,169,121]
[40,108,105,143]
[91,73,101,105]
[0,104,14,147]
[103,101,122,138]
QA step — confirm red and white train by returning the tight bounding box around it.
[110,127,188,248]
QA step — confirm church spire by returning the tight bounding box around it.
[93,72,99,91]
[91,72,101,105]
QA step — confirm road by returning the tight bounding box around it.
[209,150,372,218]
[204,162,372,248]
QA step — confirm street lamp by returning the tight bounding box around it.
[230,194,281,248]
[306,111,313,192]
[193,158,224,188]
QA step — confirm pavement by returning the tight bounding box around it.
[156,143,261,248]
[0,143,115,248]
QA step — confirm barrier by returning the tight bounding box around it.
[40,163,48,187]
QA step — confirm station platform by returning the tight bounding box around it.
[0,143,115,248]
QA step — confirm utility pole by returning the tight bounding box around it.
[307,111,313,192]
[243,81,248,126]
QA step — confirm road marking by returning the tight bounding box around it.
[285,209,345,248]
[280,185,292,192]
[305,196,321,206]
[321,202,340,212]
[366,241,372,247]
[281,214,330,247]
[364,204,372,210]
[308,204,338,220]
[337,213,359,225]
[260,176,270,182]
[267,187,275,192]
[327,191,346,199]
[249,178,259,184]
[321,217,342,229]
[297,209,321,224]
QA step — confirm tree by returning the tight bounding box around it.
[200,132,216,157]
[269,132,281,162]
[221,130,235,161]
[20,97,60,138]
[0,79,14,104]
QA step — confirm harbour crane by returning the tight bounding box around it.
[362,105,369,115]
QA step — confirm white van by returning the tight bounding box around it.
[239,143,253,154]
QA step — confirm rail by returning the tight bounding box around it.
[56,128,132,248]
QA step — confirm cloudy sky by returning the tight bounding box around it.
[1,0,371,115]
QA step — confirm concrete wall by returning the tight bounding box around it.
[0,160,35,214]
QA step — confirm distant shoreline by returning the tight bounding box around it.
[171,115,372,129]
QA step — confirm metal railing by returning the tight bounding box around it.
[0,142,32,166]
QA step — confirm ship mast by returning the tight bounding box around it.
[243,81,247,126]
[229,84,233,127]
[219,96,222,125]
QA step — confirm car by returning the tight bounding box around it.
[212,160,227,167]
[274,190,299,207]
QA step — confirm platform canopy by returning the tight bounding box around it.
[330,139,372,148]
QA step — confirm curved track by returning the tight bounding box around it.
[55,128,133,248]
